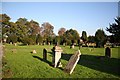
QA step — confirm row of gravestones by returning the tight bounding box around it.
[43,46,111,74]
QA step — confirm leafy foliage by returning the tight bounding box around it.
[95,29,106,47]
[21,36,34,45]
[6,34,17,44]
[88,36,95,43]
[63,29,80,45]
[36,34,43,45]
[106,16,120,43]
[58,28,66,36]
[81,31,88,42]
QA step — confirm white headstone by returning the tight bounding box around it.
[52,46,63,67]
[72,45,74,48]
[64,50,81,74]
[32,50,37,54]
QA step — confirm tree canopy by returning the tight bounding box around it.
[106,16,120,43]
[95,29,106,47]
[63,29,80,45]
[58,28,66,36]
[81,31,88,42]
[2,13,119,46]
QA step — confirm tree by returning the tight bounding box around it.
[21,36,33,45]
[81,31,88,42]
[88,36,95,43]
[28,20,41,35]
[64,29,80,45]
[15,18,29,41]
[58,28,66,36]
[53,36,60,45]
[95,29,106,47]
[1,14,11,36]
[36,34,43,45]
[81,31,88,46]
[106,16,120,43]
[57,27,66,45]
[16,18,41,44]
[1,14,18,43]
[7,34,17,44]
[41,22,55,44]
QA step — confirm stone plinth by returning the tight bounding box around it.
[52,46,63,68]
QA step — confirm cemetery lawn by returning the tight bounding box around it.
[2,44,120,78]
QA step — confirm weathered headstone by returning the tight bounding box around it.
[63,43,66,47]
[32,50,37,54]
[64,50,81,74]
[14,43,17,46]
[105,47,111,58]
[52,46,63,67]
[48,42,50,45]
[72,45,74,48]
[43,48,47,60]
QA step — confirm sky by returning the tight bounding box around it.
[1,2,118,36]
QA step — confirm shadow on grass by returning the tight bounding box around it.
[48,51,53,54]
[32,55,52,66]
[61,54,120,77]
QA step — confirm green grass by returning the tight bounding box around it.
[2,44,120,78]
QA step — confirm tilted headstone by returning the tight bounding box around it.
[105,47,111,58]
[43,48,47,60]
[64,50,81,74]
[52,46,63,67]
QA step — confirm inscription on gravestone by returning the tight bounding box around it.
[64,50,81,74]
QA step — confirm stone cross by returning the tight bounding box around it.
[64,50,81,74]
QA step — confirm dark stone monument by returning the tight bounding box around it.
[105,47,111,58]
[43,48,47,60]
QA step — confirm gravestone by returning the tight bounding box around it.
[32,50,37,54]
[105,47,111,58]
[64,50,81,74]
[14,43,17,46]
[48,42,50,45]
[52,46,63,67]
[72,45,74,48]
[43,48,47,60]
